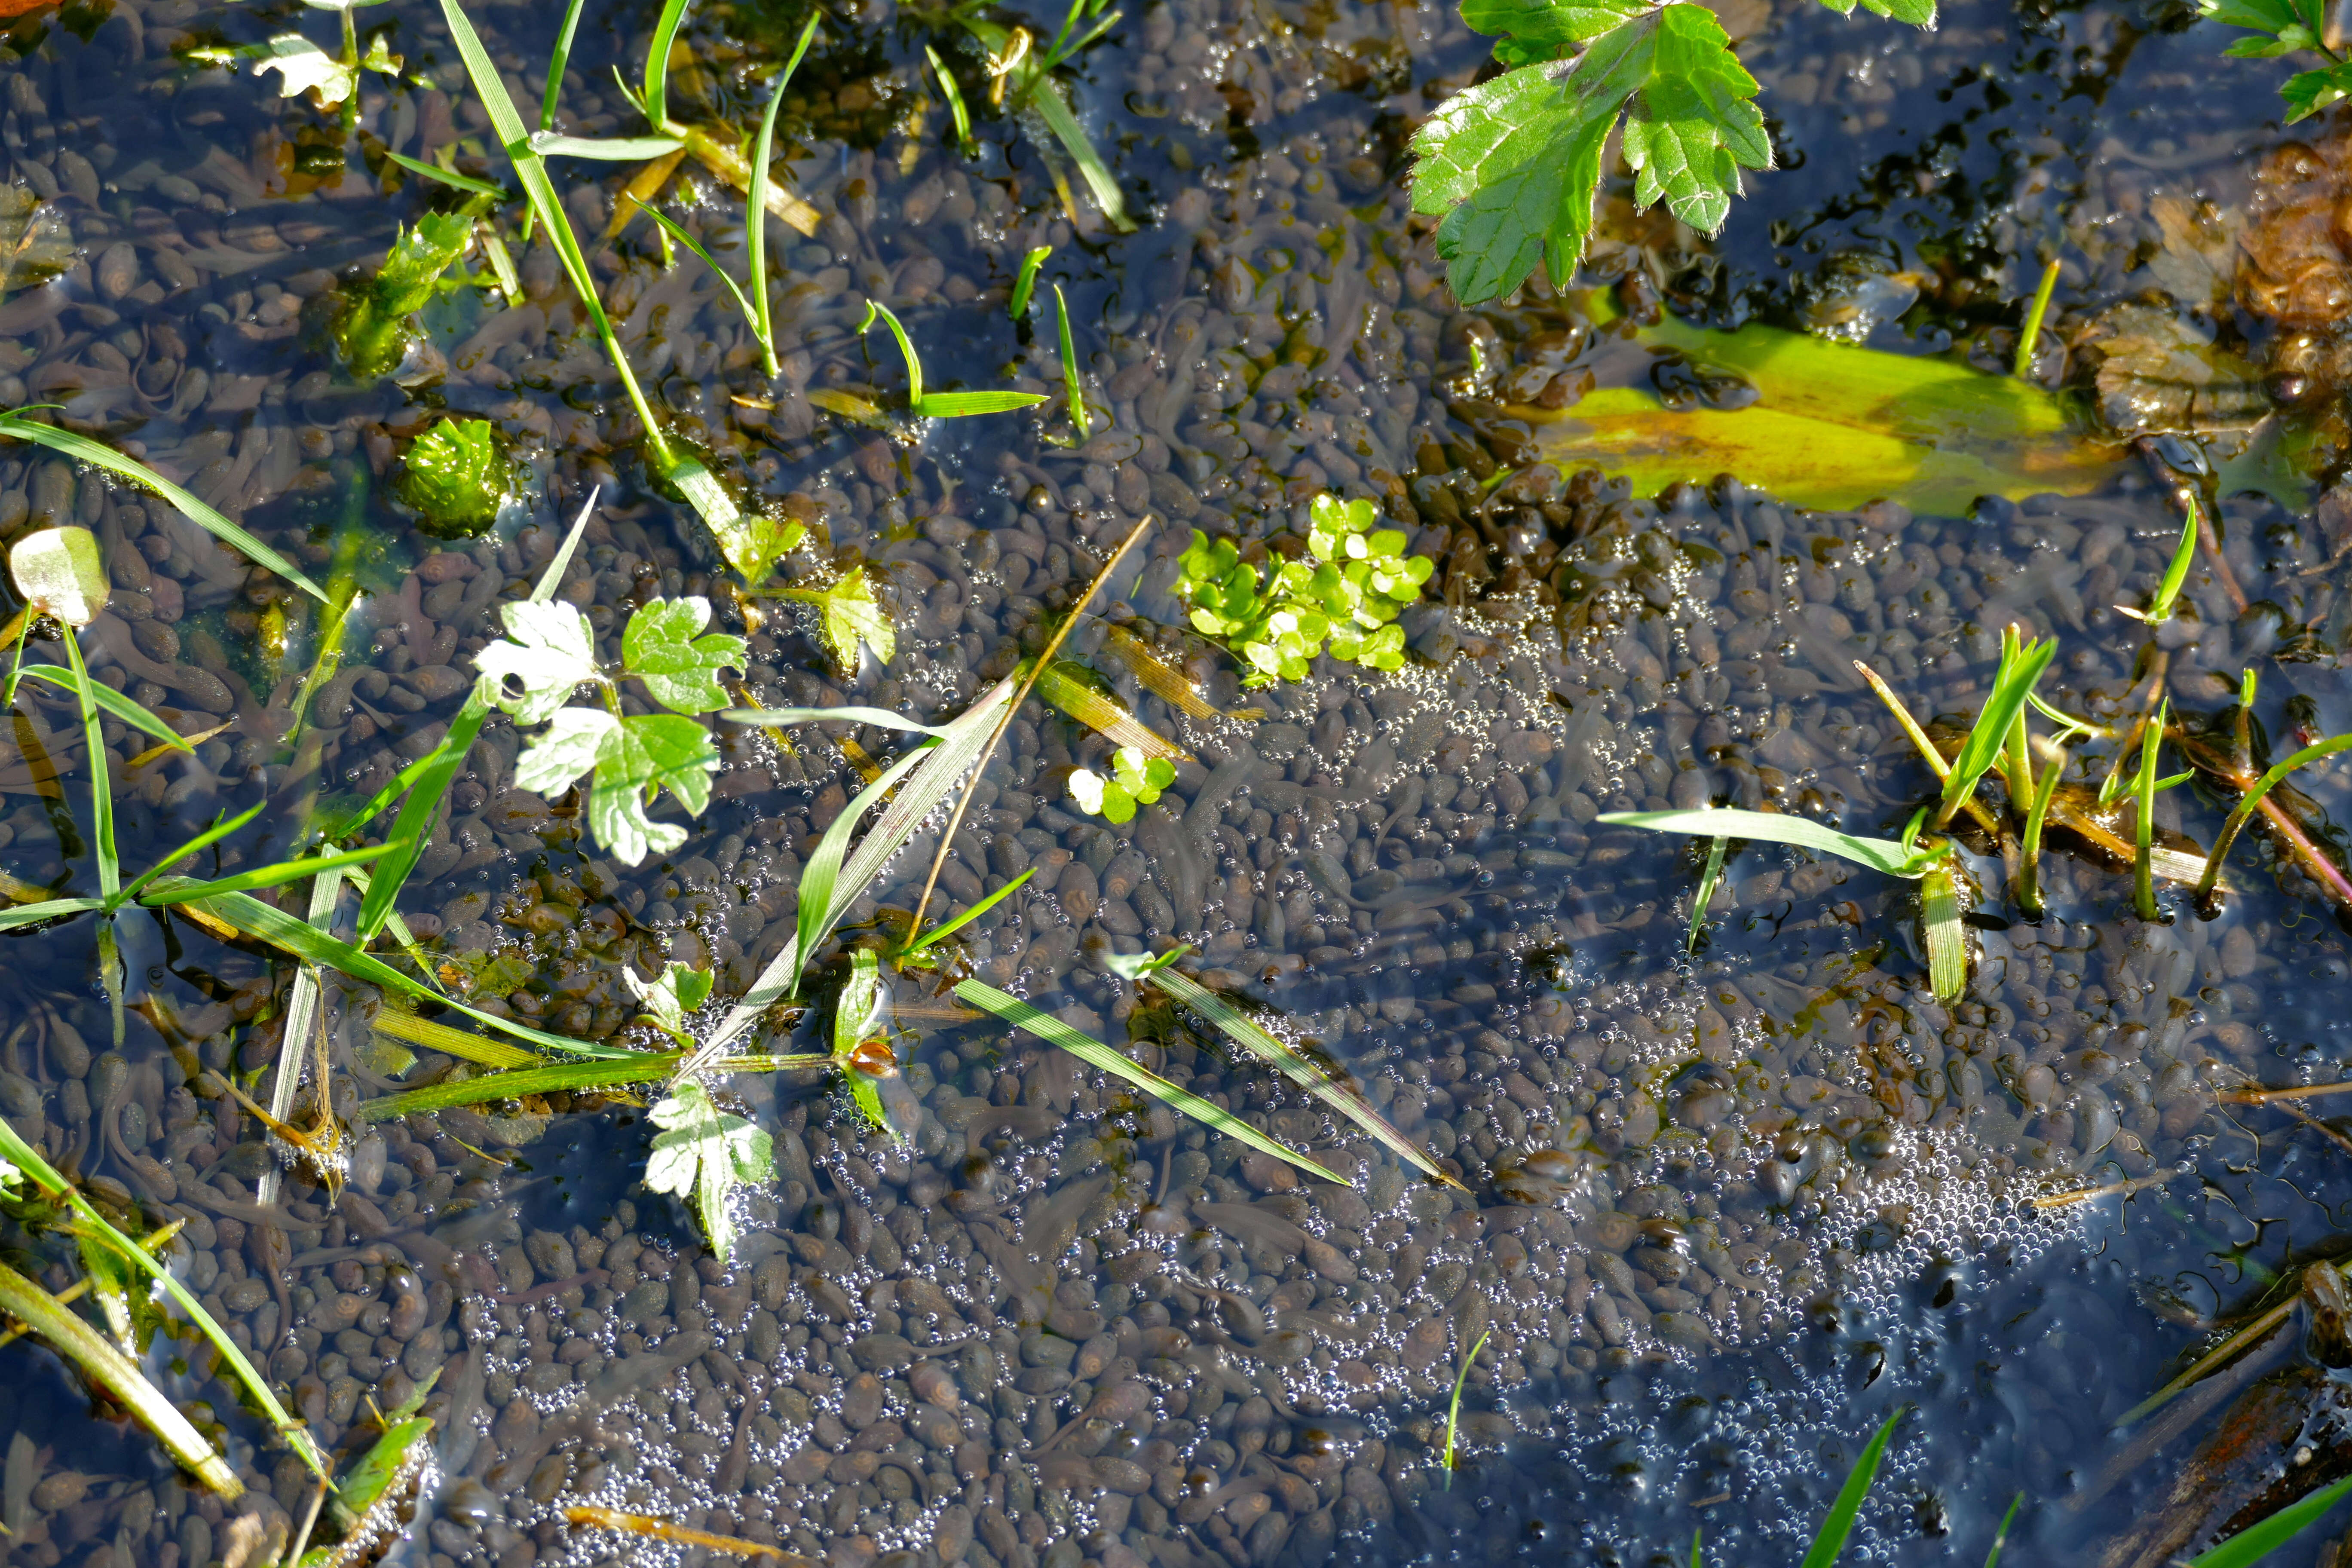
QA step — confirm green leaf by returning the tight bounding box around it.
[138,844,395,905]
[1068,766,1112,818]
[1940,636,2057,826]
[1055,282,1088,439]
[17,669,187,756]
[1920,864,1966,1003]
[325,1415,433,1534]
[0,896,102,932]
[644,1081,772,1262]
[831,948,913,1143]
[624,959,713,1044]
[955,978,1334,1180]
[0,416,325,601]
[475,600,601,726]
[1799,1409,1902,1568]
[792,745,934,1000]
[1011,245,1053,319]
[9,526,108,627]
[527,131,687,160]
[2283,61,2352,119]
[2188,1469,2352,1567]
[512,707,613,799]
[399,418,506,539]
[586,714,718,867]
[375,213,475,316]
[623,597,744,715]
[643,0,694,130]
[673,461,804,588]
[1460,0,1651,48]
[806,564,896,672]
[919,390,1050,417]
[900,867,1033,960]
[1620,4,1772,233]
[1598,807,1940,877]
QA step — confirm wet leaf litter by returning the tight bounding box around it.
[0,0,2345,1566]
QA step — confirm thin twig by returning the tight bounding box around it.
[564,1505,812,1562]
[284,1474,331,1568]
[2222,1080,2352,1104]
[2028,1170,2187,1209]
[905,514,1155,941]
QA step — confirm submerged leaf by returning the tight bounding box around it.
[2083,302,2267,440]
[588,714,717,867]
[644,1081,772,1262]
[9,526,108,627]
[622,597,745,715]
[0,187,74,300]
[399,418,507,538]
[805,564,896,672]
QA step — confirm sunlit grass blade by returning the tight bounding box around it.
[16,666,190,753]
[2197,731,2352,904]
[160,887,636,1059]
[1984,1492,2023,1568]
[954,978,1332,1179]
[1599,807,1937,878]
[900,867,1033,960]
[692,673,1022,1071]
[118,805,265,903]
[379,148,505,197]
[57,634,113,902]
[0,1260,241,1495]
[644,0,692,129]
[1920,864,1966,1002]
[790,744,933,1000]
[1030,659,1186,760]
[371,1007,536,1069]
[928,44,976,155]
[2119,497,2201,626]
[0,414,325,601]
[1023,81,1133,231]
[140,844,393,906]
[860,299,925,408]
[1055,282,1088,438]
[541,0,587,129]
[638,205,757,326]
[749,13,820,380]
[1011,243,1051,319]
[1938,634,2056,828]
[2012,255,2060,380]
[2028,688,2100,741]
[1798,1409,1903,1568]
[530,131,686,160]
[0,1113,329,1482]
[1442,1326,1489,1486]
[2018,737,2067,919]
[1143,962,1461,1188]
[2187,1468,2352,1567]
[2135,697,2169,920]
[354,1055,686,1122]
[0,895,101,930]
[921,390,1049,416]
[723,704,952,736]
[1688,833,1728,954]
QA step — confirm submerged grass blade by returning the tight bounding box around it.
[1145,964,1460,1188]
[0,415,326,602]
[2012,255,2060,380]
[900,866,1033,959]
[1985,1492,2024,1568]
[162,888,635,1059]
[1023,78,1133,231]
[2197,732,2352,903]
[2187,1469,2352,1567]
[1920,864,1966,1002]
[15,665,190,753]
[1798,1409,1902,1568]
[1031,659,1186,760]
[380,148,505,197]
[355,1055,684,1121]
[723,704,951,736]
[1011,243,1051,318]
[1599,808,1933,878]
[2136,698,2169,921]
[2018,738,2068,918]
[0,1114,328,1481]
[790,744,933,999]
[1442,1326,1489,1486]
[371,1007,536,1069]
[954,979,1333,1179]
[1055,282,1088,438]
[1687,833,1727,954]
[748,14,818,379]
[0,1260,242,1496]
[928,45,976,154]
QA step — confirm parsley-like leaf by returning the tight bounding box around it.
[2283,60,2352,119]
[625,959,714,1045]
[588,714,717,867]
[809,565,897,672]
[1461,0,1651,54]
[475,600,601,726]
[512,706,616,799]
[1621,5,1771,234]
[623,597,745,715]
[644,1081,772,1262]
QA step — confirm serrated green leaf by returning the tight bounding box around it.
[586,714,716,866]
[624,959,713,1043]
[2284,61,2352,119]
[810,564,896,671]
[1621,5,1772,233]
[644,1081,772,1262]
[1460,0,1650,46]
[475,600,601,726]
[622,597,744,715]
[512,706,614,799]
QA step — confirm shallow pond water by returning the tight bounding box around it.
[0,0,2348,1565]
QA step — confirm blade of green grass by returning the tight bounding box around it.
[120,805,265,903]
[789,743,933,1000]
[900,867,1033,959]
[1010,243,1051,319]
[1143,962,1459,1188]
[354,1055,685,1121]
[0,896,101,930]
[58,633,122,1045]
[639,206,758,326]
[1054,282,1088,439]
[1021,79,1133,232]
[2198,732,2352,904]
[379,148,505,198]
[140,845,393,905]
[1984,1492,2023,1568]
[0,1114,329,1482]
[723,705,952,736]
[2012,255,2060,380]
[2018,737,2067,919]
[2187,1469,2352,1567]
[2122,497,2201,626]
[1798,1409,1902,1568]
[1938,634,2056,829]
[1920,863,1966,1002]
[529,131,686,160]
[690,673,1022,1071]
[540,0,587,130]
[164,886,637,1059]
[2135,697,2169,920]
[644,0,693,130]
[0,414,325,601]
[928,44,975,155]
[954,978,1333,1179]
[257,863,341,1209]
[860,300,925,409]
[1599,808,1936,878]
[1688,833,1727,954]
[1442,1326,1489,1486]
[922,391,1048,416]
[750,12,820,380]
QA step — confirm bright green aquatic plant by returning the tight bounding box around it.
[1407,0,1929,306]
[1068,745,1174,824]
[859,300,1050,419]
[399,417,508,537]
[1173,495,1434,686]
[335,211,473,378]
